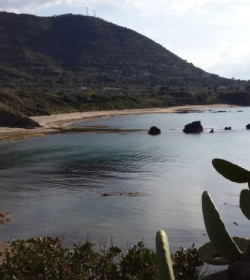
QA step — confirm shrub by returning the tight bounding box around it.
[172,244,204,280]
[0,237,204,280]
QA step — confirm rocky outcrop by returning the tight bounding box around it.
[183,121,203,133]
[246,124,250,129]
[224,127,232,130]
[148,126,161,135]
[0,110,40,129]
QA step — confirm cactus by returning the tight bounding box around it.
[212,158,250,184]
[198,236,249,265]
[240,189,250,220]
[202,191,242,263]
[156,229,175,280]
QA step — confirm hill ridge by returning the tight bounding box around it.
[0,11,249,126]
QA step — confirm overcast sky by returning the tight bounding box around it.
[1,0,250,80]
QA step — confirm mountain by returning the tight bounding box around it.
[0,11,249,124]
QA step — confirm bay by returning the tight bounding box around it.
[0,106,250,252]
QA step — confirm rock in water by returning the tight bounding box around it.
[183,121,203,133]
[246,124,250,129]
[148,126,161,135]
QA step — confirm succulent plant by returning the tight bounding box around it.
[201,191,242,264]
[240,189,250,220]
[212,158,250,185]
[156,229,175,280]
[198,236,249,265]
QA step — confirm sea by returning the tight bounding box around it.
[0,106,250,253]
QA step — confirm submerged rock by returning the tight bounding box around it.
[102,192,139,197]
[224,126,232,130]
[183,121,203,133]
[148,126,161,135]
[0,211,10,226]
[102,193,117,197]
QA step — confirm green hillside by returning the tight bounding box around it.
[0,11,249,126]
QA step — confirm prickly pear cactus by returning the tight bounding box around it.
[240,189,250,220]
[212,159,250,184]
[202,191,242,263]
[156,229,175,280]
[198,236,249,265]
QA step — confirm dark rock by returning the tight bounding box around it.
[0,110,40,129]
[228,244,250,280]
[183,121,203,133]
[210,129,214,133]
[102,193,117,197]
[212,110,227,113]
[224,127,232,130]
[127,192,139,197]
[176,110,189,114]
[102,192,139,197]
[246,124,250,129]
[148,126,161,135]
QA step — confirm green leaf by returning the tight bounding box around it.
[240,189,250,220]
[202,191,242,263]
[212,158,250,183]
[198,237,249,265]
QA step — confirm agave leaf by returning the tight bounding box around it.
[212,159,250,183]
[202,191,242,263]
[198,237,249,265]
[240,189,250,220]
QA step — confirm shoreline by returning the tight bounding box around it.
[0,104,238,142]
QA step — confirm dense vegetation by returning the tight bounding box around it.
[0,237,204,280]
[0,11,250,126]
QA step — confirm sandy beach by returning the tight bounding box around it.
[0,104,237,141]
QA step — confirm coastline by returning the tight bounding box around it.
[0,104,237,142]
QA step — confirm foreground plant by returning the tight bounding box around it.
[156,230,204,280]
[156,230,175,280]
[154,158,250,280]
[201,191,242,264]
[0,236,203,280]
[172,244,204,280]
[197,158,250,279]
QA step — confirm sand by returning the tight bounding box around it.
[0,104,237,141]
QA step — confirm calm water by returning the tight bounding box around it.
[0,107,250,252]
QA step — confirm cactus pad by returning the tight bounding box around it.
[198,236,249,265]
[156,229,175,280]
[202,191,242,263]
[212,159,250,183]
[240,189,250,220]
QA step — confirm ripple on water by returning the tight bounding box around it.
[0,108,250,251]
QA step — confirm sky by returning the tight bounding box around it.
[1,0,250,80]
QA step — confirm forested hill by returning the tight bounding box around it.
[0,11,249,125]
